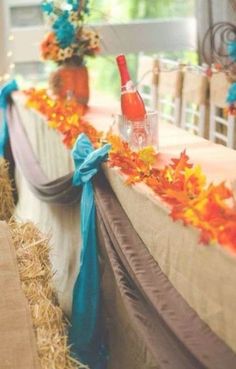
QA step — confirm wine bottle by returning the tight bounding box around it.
[116,54,148,148]
[116,54,146,122]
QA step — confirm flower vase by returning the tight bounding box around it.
[49,63,89,105]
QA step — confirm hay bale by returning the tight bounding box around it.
[0,159,88,368]
[9,220,88,369]
[0,158,14,221]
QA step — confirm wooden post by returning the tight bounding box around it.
[0,1,9,83]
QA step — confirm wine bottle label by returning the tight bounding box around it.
[121,80,135,94]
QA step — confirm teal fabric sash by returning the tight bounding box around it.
[70,133,111,369]
[0,80,110,366]
[0,80,18,156]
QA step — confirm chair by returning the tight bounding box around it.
[137,54,159,110]
[180,67,209,138]
[157,59,183,126]
[209,72,236,148]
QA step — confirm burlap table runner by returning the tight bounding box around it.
[0,221,40,369]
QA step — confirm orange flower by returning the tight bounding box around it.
[40,32,59,61]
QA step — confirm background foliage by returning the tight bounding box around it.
[86,0,196,99]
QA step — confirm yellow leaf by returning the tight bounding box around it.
[138,146,156,165]
[184,165,206,187]
[48,120,58,128]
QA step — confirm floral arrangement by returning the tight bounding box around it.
[40,0,100,65]
[25,88,236,253]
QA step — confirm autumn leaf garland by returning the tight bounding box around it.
[107,134,236,252]
[25,88,236,253]
[25,88,102,148]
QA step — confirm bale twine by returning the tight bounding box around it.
[9,220,88,369]
[0,158,14,221]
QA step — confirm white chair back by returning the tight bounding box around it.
[137,54,158,110]
[180,67,209,138]
[209,72,236,148]
[157,59,183,126]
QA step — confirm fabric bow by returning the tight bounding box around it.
[70,133,111,369]
[0,80,18,157]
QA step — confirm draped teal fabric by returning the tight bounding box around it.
[70,133,111,369]
[0,80,18,156]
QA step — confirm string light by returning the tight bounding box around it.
[3,73,10,81]
[0,34,14,85]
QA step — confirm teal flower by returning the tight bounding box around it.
[227,40,236,62]
[67,0,80,11]
[53,11,69,29]
[54,18,76,48]
[41,1,54,14]
[226,82,236,104]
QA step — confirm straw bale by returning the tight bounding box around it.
[9,220,88,369]
[0,157,14,221]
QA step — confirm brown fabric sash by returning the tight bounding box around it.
[0,221,40,369]
[94,172,236,369]
[7,102,81,205]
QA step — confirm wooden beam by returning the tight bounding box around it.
[10,18,197,63]
[0,1,9,80]
[94,18,197,55]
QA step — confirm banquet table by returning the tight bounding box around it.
[8,92,236,369]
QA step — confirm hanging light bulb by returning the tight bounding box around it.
[0,33,14,84]
[3,73,10,81]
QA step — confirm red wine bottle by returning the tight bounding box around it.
[116,54,146,122]
[116,54,148,148]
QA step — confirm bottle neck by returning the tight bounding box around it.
[117,56,132,87]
